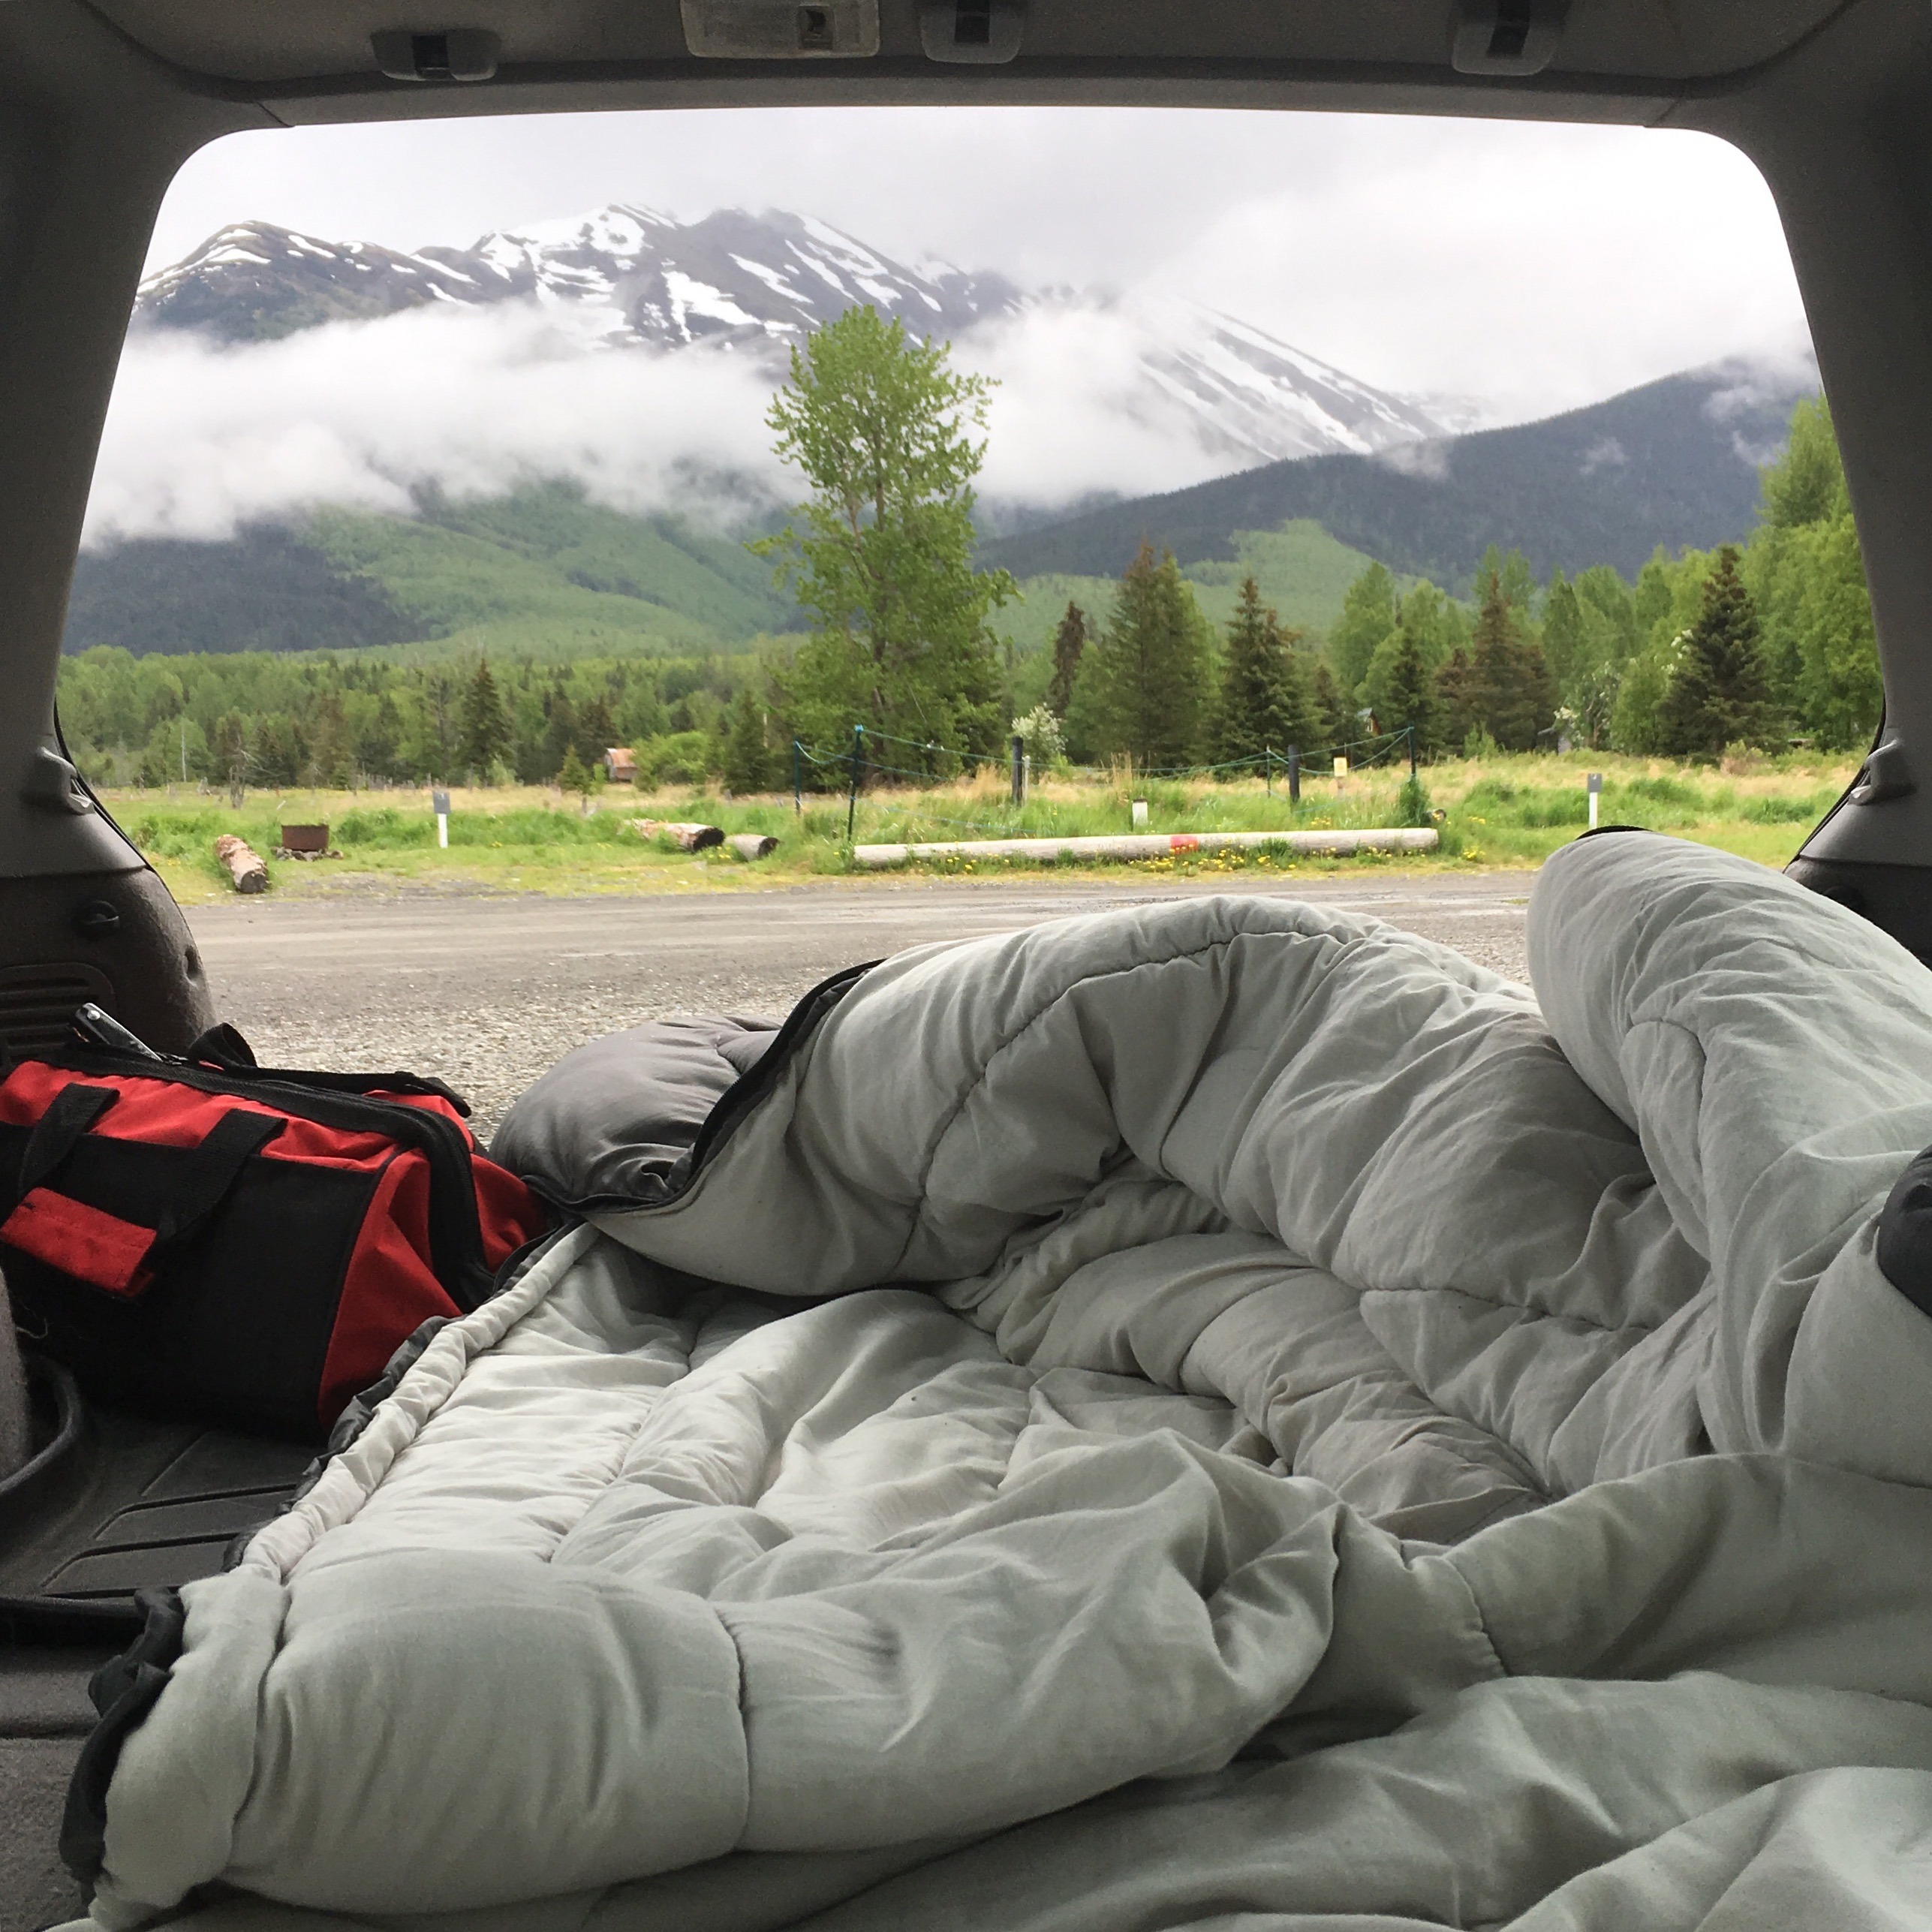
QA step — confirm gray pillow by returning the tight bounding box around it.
[492,1017,778,1213]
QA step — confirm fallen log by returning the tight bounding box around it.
[628,819,724,853]
[727,832,779,861]
[850,827,1439,868]
[214,833,269,893]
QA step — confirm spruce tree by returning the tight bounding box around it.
[574,691,616,768]
[352,694,401,782]
[1213,576,1302,763]
[459,658,510,783]
[1434,649,1476,751]
[1463,571,1557,751]
[1081,543,1212,768]
[724,685,774,794]
[1047,602,1088,718]
[306,691,354,788]
[1308,660,1354,760]
[1657,546,1777,756]
[1273,641,1320,766]
[252,715,304,787]
[540,689,578,781]
[1371,627,1441,755]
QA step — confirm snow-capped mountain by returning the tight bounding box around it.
[134,204,1444,470]
[137,206,1024,350]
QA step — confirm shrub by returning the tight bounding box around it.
[639,730,714,786]
[1012,704,1067,770]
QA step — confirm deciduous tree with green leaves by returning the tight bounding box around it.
[1747,396,1880,749]
[1327,561,1397,698]
[754,306,1013,766]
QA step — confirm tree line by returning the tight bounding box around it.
[57,648,749,794]
[1023,394,1877,770]
[59,305,1880,796]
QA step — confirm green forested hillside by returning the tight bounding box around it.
[984,368,1813,592]
[997,522,1383,658]
[320,486,802,656]
[63,526,423,658]
[65,483,803,661]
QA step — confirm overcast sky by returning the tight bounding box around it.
[149,106,1810,423]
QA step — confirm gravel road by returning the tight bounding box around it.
[187,872,1534,1141]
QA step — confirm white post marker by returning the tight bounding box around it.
[1587,771,1602,830]
[433,787,451,850]
[1131,799,1149,828]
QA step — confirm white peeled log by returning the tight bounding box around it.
[727,833,779,861]
[628,819,724,853]
[850,827,1438,868]
[214,833,269,892]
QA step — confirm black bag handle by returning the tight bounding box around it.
[156,1109,284,1244]
[12,1084,281,1258]
[17,1084,119,1196]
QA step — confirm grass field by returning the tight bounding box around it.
[106,749,1859,905]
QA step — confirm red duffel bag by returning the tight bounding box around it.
[0,1013,551,1440]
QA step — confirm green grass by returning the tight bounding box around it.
[108,749,1856,903]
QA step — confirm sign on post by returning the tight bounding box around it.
[1586,771,1602,831]
[432,787,451,850]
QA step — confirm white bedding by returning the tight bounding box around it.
[71,832,1932,1931]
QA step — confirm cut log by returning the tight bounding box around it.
[727,833,779,861]
[850,827,1439,868]
[214,833,269,892]
[627,819,724,853]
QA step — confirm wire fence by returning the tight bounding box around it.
[790,721,1422,842]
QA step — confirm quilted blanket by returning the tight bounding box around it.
[69,832,1932,1930]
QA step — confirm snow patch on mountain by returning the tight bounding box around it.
[134,203,1442,472]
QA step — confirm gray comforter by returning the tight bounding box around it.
[71,832,1932,1931]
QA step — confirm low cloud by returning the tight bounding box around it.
[1374,439,1451,483]
[86,293,1262,550]
[86,303,791,547]
[959,301,1262,507]
[1701,345,1820,466]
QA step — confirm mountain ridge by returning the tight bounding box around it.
[980,359,1818,591]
